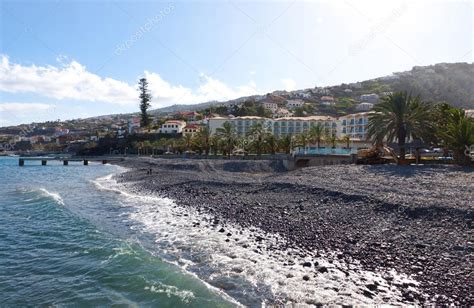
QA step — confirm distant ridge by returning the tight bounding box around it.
[149,62,474,114]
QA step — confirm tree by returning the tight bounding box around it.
[341,135,351,149]
[248,122,267,156]
[329,135,337,149]
[216,122,236,157]
[138,78,152,127]
[278,135,292,154]
[209,135,220,155]
[265,134,278,154]
[438,108,474,165]
[367,91,434,163]
[183,134,193,151]
[309,123,324,149]
[295,133,310,153]
[195,126,211,155]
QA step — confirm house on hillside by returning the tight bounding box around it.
[158,120,186,134]
[360,93,379,103]
[286,100,305,109]
[128,117,140,134]
[174,111,201,122]
[320,96,335,106]
[182,124,201,137]
[262,102,278,112]
[355,102,374,112]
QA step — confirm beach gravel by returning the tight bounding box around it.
[116,157,473,306]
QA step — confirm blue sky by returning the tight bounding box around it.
[0,0,472,126]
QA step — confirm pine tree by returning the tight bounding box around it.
[138,78,152,127]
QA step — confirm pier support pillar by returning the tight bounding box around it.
[19,159,24,166]
[63,160,68,166]
[41,160,47,166]
[102,160,107,164]
[83,160,88,165]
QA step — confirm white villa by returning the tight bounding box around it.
[286,100,305,109]
[158,120,186,134]
[355,102,374,112]
[262,102,278,112]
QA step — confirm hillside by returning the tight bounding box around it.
[151,62,473,115]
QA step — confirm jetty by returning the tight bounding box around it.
[18,156,124,166]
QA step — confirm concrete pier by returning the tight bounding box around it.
[18,156,123,166]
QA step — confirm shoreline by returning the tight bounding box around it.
[113,157,473,306]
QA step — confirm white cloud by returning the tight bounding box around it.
[0,56,136,105]
[0,55,260,108]
[0,102,55,112]
[281,78,297,91]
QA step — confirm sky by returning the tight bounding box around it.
[0,0,472,126]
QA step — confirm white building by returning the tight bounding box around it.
[360,94,379,104]
[128,117,140,134]
[158,120,186,134]
[209,116,267,136]
[465,109,474,118]
[355,102,374,112]
[262,102,278,112]
[337,112,373,141]
[271,116,336,137]
[286,100,305,109]
[208,115,336,137]
[320,96,335,106]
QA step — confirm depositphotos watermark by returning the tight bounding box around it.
[115,3,175,56]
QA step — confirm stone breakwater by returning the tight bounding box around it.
[115,157,473,306]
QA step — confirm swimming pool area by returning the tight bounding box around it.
[293,147,356,155]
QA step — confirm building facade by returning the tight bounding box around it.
[182,124,201,136]
[158,120,186,134]
[337,112,372,141]
[286,100,305,109]
[208,115,337,137]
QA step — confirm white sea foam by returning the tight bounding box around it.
[144,282,196,304]
[38,188,65,205]
[93,172,423,306]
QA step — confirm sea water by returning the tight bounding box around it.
[0,157,235,307]
[0,157,419,306]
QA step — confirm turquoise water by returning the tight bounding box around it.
[0,157,235,307]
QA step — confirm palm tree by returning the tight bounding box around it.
[341,135,351,149]
[209,135,220,155]
[248,122,266,156]
[278,135,292,154]
[329,135,337,149]
[183,134,193,151]
[265,134,278,155]
[439,108,474,165]
[309,123,324,149]
[367,91,434,163]
[195,126,211,156]
[295,133,310,154]
[216,122,236,157]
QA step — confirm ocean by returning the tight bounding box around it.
[0,157,236,307]
[0,157,416,306]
